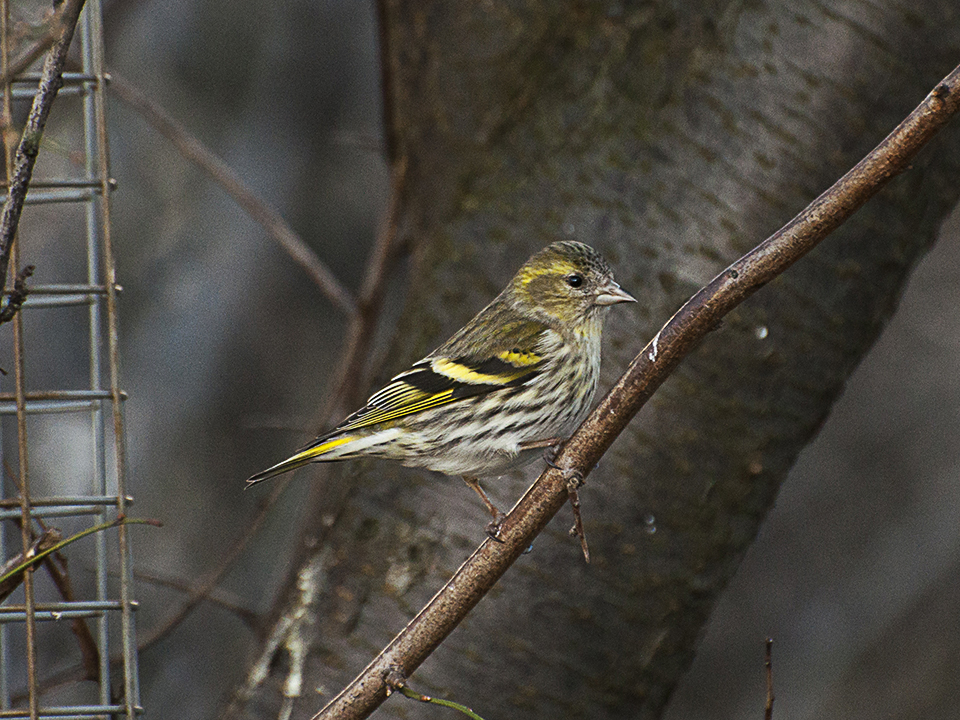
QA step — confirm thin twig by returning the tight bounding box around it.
[14,498,264,700]
[42,548,101,682]
[0,527,59,601]
[321,153,407,422]
[0,262,33,324]
[312,63,960,720]
[0,0,85,311]
[386,671,487,720]
[133,568,259,630]
[135,478,287,652]
[107,71,358,316]
[765,638,774,720]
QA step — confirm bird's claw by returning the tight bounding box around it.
[562,467,585,491]
[485,513,507,543]
[543,444,562,469]
[519,436,565,468]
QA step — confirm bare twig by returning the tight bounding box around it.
[0,262,33,323]
[133,568,259,630]
[765,638,774,720]
[0,517,159,584]
[321,153,407,421]
[135,479,287,652]
[41,546,101,681]
[0,527,60,601]
[107,71,358,316]
[565,483,589,563]
[0,0,85,309]
[312,63,960,720]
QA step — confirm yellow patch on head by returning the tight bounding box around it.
[517,259,578,287]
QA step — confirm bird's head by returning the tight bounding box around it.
[508,241,635,329]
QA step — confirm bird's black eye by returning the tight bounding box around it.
[566,273,584,288]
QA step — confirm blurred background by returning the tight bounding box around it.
[2,0,959,718]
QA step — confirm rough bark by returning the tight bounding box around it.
[229,2,960,718]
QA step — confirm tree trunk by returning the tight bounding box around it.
[227,1,960,718]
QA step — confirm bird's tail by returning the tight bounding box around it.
[245,435,357,487]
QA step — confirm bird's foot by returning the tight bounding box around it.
[485,512,507,543]
[519,436,565,468]
[463,476,507,542]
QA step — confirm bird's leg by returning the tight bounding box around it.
[518,436,565,467]
[462,476,505,542]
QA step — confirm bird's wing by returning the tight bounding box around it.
[333,350,543,432]
[247,305,551,485]
[331,312,550,434]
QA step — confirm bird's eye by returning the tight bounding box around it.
[566,273,584,288]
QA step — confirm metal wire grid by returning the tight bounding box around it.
[0,1,141,718]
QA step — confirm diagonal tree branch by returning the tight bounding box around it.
[319,153,408,423]
[107,71,358,316]
[314,62,960,720]
[0,0,85,319]
[222,153,410,718]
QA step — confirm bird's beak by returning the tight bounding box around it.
[594,279,636,306]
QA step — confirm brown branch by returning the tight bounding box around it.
[0,263,33,324]
[321,153,408,422]
[133,568,259,630]
[313,63,960,720]
[41,546,101,682]
[0,527,60,602]
[0,521,101,682]
[765,638,775,720]
[107,71,358,316]
[134,478,287,653]
[13,501,264,699]
[0,0,85,308]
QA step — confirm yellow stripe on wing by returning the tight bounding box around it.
[431,357,533,385]
[332,349,545,435]
[497,349,542,367]
[300,435,357,457]
[338,387,456,431]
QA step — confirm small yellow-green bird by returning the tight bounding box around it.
[247,241,634,526]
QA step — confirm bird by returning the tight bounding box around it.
[246,240,635,535]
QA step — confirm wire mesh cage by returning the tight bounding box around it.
[0,1,141,717]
